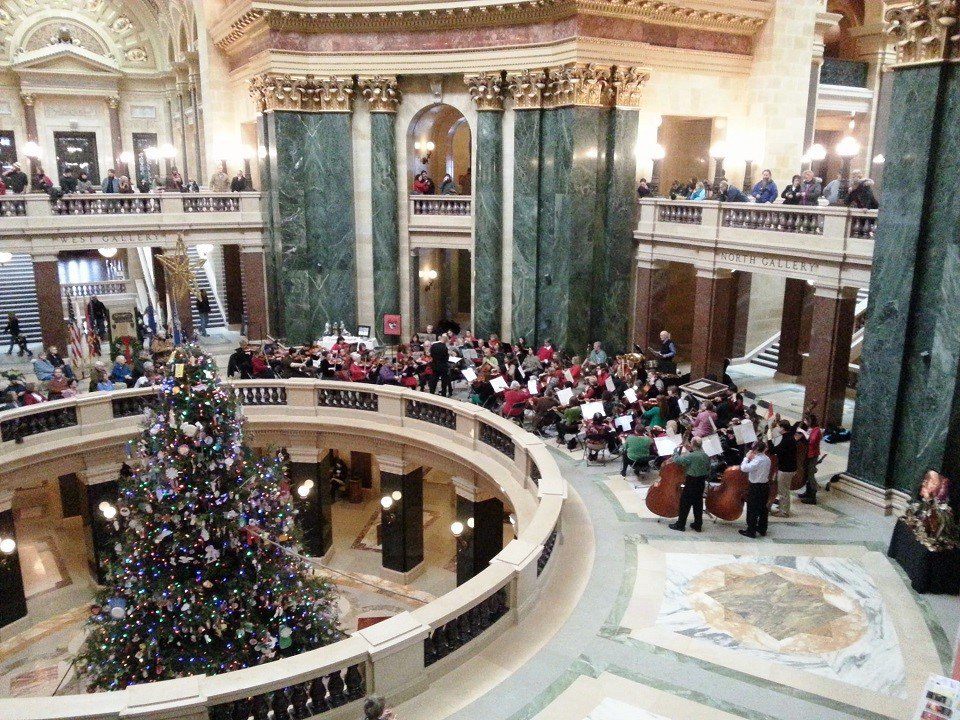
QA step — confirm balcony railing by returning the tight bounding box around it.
[820,57,869,88]
[410,195,472,216]
[0,381,564,720]
[636,199,877,288]
[61,279,132,299]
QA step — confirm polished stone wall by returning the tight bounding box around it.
[371,112,400,332]
[474,111,504,339]
[848,65,960,492]
[511,108,541,344]
[267,111,358,343]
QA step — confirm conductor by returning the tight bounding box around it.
[428,333,452,397]
[655,330,677,373]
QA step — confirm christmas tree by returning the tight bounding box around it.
[78,345,342,691]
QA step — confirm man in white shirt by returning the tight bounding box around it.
[739,441,772,538]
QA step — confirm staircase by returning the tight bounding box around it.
[0,254,41,351]
[186,245,226,331]
[748,288,870,370]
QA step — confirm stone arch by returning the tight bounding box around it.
[407,103,471,193]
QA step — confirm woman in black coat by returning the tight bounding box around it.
[781,175,803,205]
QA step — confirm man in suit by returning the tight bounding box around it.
[428,333,452,397]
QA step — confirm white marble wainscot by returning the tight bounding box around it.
[655,553,906,697]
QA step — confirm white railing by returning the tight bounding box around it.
[636,198,877,289]
[0,380,565,720]
[0,192,263,254]
[410,194,472,216]
[61,279,132,299]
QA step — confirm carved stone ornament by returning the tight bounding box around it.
[506,69,548,110]
[249,74,355,113]
[465,72,506,111]
[886,0,960,65]
[611,66,651,108]
[545,64,614,108]
[358,76,401,113]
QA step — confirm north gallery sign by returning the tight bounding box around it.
[718,251,821,275]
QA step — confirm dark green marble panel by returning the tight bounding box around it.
[272,111,358,344]
[597,109,639,354]
[511,109,541,345]
[848,67,948,490]
[258,114,283,336]
[370,112,400,332]
[474,111,504,339]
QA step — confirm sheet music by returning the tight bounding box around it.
[654,434,681,456]
[557,388,574,406]
[701,433,724,457]
[678,395,690,413]
[461,348,478,360]
[614,414,633,431]
[461,367,477,382]
[527,378,539,395]
[605,376,616,392]
[732,422,757,445]
[624,388,638,404]
[564,369,575,384]
[490,376,509,393]
[581,401,606,419]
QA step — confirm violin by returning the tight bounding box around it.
[645,458,684,519]
[706,466,750,521]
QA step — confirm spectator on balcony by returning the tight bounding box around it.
[60,168,78,194]
[133,361,157,388]
[186,179,200,192]
[716,180,749,202]
[209,168,230,192]
[781,174,803,205]
[688,181,707,201]
[798,169,822,206]
[35,170,53,193]
[668,180,686,200]
[20,382,45,405]
[32,353,56,382]
[439,174,459,195]
[47,367,77,399]
[636,178,652,198]
[110,356,134,387]
[4,163,28,193]
[412,171,434,195]
[196,290,211,337]
[45,345,75,379]
[230,170,249,192]
[822,172,842,205]
[848,170,879,209]
[750,169,778,203]
[102,169,121,193]
[77,171,94,193]
[118,176,135,193]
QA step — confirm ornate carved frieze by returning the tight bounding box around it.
[249,73,355,113]
[545,63,614,108]
[465,71,506,111]
[611,66,650,108]
[506,69,548,109]
[885,0,960,65]
[358,75,401,112]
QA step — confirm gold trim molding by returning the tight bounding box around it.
[358,75,402,112]
[546,63,614,107]
[465,71,506,111]
[611,66,649,108]
[886,0,960,65]
[249,73,355,113]
[213,0,769,52]
[506,69,548,109]
[504,64,649,109]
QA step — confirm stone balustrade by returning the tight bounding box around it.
[407,196,472,238]
[636,198,877,288]
[0,380,565,720]
[410,195,472,217]
[0,192,264,254]
[61,279,132,299]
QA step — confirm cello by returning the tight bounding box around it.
[792,433,809,490]
[706,465,750,521]
[645,458,685,519]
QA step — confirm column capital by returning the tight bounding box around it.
[465,71,506,111]
[886,0,960,66]
[545,63,614,109]
[20,93,35,107]
[506,69,547,110]
[611,66,651,109]
[359,75,401,113]
[106,96,120,110]
[249,73,355,113]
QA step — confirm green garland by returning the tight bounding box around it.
[109,335,143,364]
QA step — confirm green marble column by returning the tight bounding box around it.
[596,108,639,352]
[473,110,504,339]
[370,111,400,332]
[271,111,358,343]
[848,54,960,492]
[258,115,283,335]
[511,107,542,345]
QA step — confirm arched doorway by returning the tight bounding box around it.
[407,104,472,194]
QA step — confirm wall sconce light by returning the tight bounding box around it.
[0,536,16,554]
[297,479,315,498]
[98,247,118,259]
[419,268,438,291]
[872,154,885,165]
[381,495,399,525]
[451,517,474,551]
[159,143,177,159]
[98,501,118,520]
[0,251,12,266]
[414,140,435,164]
[118,151,134,166]
[22,141,42,159]
[143,146,160,162]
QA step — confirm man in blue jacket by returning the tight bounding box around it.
[750,169,778,203]
[717,180,750,202]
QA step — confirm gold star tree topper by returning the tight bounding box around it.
[156,235,206,299]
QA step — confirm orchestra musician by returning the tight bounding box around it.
[668,437,711,532]
[739,440,772,538]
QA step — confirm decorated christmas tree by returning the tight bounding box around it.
[78,345,342,691]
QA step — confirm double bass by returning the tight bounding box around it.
[706,466,750,521]
[645,458,685,519]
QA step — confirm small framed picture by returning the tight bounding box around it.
[357,325,371,338]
